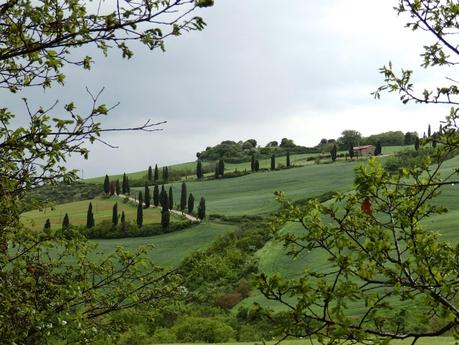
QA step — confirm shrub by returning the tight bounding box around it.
[173,317,236,343]
[215,292,242,309]
[151,328,177,344]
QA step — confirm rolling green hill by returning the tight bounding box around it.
[134,160,362,216]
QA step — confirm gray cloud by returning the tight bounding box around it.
[3,0,448,177]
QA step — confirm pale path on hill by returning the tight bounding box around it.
[118,194,200,222]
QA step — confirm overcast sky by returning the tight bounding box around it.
[4,0,452,178]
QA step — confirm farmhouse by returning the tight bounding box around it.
[353,145,375,156]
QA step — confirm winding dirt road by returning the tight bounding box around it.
[119,194,200,223]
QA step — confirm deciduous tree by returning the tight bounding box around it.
[0,0,212,342]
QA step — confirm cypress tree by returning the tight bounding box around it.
[188,193,195,214]
[432,133,438,148]
[126,176,130,194]
[330,144,337,162]
[251,154,255,172]
[375,141,382,156]
[154,164,159,182]
[197,197,206,220]
[62,213,70,229]
[86,202,95,228]
[122,173,127,194]
[109,180,116,196]
[136,191,143,227]
[121,211,126,233]
[44,218,51,230]
[136,203,143,228]
[163,192,169,211]
[196,160,203,179]
[415,137,420,151]
[153,185,159,207]
[103,174,110,194]
[161,206,170,229]
[162,166,169,182]
[428,124,431,137]
[160,185,166,208]
[348,143,355,159]
[115,179,120,196]
[138,191,143,208]
[214,164,219,178]
[144,182,151,208]
[180,182,187,211]
[148,165,153,181]
[168,186,174,210]
[254,159,260,172]
[218,159,225,177]
[271,154,276,170]
[286,150,291,167]
[112,202,118,226]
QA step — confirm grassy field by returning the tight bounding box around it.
[91,221,237,268]
[21,196,172,230]
[133,160,364,216]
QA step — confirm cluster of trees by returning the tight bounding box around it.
[197,138,317,163]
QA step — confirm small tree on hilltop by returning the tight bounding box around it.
[62,213,70,229]
[115,179,120,196]
[168,186,174,210]
[188,193,195,214]
[154,164,159,182]
[109,180,116,196]
[122,173,128,194]
[218,159,225,177]
[180,182,187,212]
[415,136,420,151]
[153,185,160,207]
[375,141,382,156]
[330,144,337,162]
[144,183,151,208]
[197,197,206,220]
[112,203,118,227]
[86,202,95,229]
[196,160,203,179]
[270,154,276,170]
[103,174,110,194]
[148,165,153,181]
[348,142,355,159]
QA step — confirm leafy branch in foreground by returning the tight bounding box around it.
[257,152,459,345]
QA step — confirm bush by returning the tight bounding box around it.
[151,328,177,344]
[173,317,236,343]
[215,292,242,309]
[79,219,195,239]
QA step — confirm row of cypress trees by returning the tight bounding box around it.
[147,164,169,182]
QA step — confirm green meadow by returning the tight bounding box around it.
[21,196,172,230]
